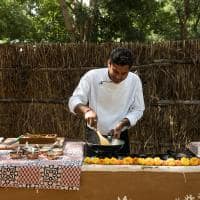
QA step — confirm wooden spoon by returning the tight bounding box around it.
[95,130,110,145]
[88,125,110,145]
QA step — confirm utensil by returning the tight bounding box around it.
[4,136,22,145]
[87,125,110,145]
[0,137,4,144]
[187,142,200,157]
[95,129,110,145]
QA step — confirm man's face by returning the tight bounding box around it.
[108,62,130,84]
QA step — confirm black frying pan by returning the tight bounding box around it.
[86,138,125,154]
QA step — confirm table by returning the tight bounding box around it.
[0,142,83,190]
[1,164,200,200]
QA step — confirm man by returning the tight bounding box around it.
[68,47,145,155]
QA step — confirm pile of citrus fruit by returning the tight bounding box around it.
[84,156,200,166]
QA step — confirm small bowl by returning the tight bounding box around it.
[46,151,59,160]
[23,146,39,153]
[39,146,52,155]
[52,148,63,156]
[10,150,23,159]
[26,151,39,160]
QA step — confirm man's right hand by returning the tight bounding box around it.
[84,109,98,128]
[74,104,98,128]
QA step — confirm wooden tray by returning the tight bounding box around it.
[19,134,57,144]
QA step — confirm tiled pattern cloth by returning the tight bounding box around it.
[0,142,84,190]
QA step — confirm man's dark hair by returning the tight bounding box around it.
[109,47,134,67]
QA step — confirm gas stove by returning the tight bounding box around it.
[84,144,196,159]
[130,149,195,160]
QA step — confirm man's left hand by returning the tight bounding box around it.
[113,122,123,138]
[113,118,131,139]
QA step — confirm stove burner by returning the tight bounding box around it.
[167,149,195,159]
[130,153,171,160]
[130,149,196,160]
[84,143,196,159]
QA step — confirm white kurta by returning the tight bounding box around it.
[68,68,145,135]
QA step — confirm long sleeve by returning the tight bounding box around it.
[68,74,91,114]
[125,78,145,126]
[68,68,145,134]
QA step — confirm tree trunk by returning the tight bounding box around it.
[85,0,98,42]
[59,0,75,42]
[174,0,190,40]
[182,0,190,39]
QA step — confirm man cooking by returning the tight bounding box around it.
[68,47,145,156]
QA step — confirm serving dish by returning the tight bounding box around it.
[19,133,57,144]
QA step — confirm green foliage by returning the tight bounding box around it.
[97,0,147,42]
[0,0,34,42]
[26,0,70,42]
[158,0,200,40]
[0,0,200,43]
